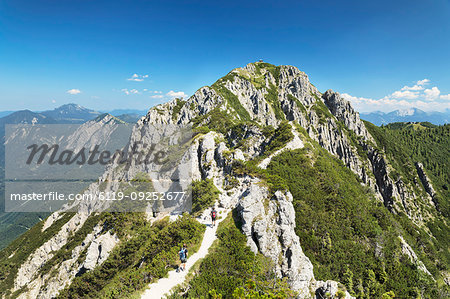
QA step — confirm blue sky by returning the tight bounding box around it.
[0,0,449,112]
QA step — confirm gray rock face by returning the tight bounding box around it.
[415,162,438,207]
[226,125,266,159]
[368,149,397,210]
[14,213,90,292]
[367,147,421,218]
[303,92,382,205]
[224,74,277,126]
[15,224,119,299]
[322,90,373,141]
[398,236,433,277]
[178,87,224,125]
[82,230,119,271]
[237,189,315,297]
[320,90,426,219]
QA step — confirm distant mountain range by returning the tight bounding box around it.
[0,104,99,126]
[1,105,447,126]
[0,104,147,125]
[360,108,449,126]
[40,103,102,123]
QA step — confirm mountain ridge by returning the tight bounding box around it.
[0,104,147,126]
[0,62,448,298]
[361,108,449,125]
[40,103,101,123]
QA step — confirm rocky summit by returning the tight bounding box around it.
[0,62,448,299]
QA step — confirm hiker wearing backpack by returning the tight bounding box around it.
[211,208,217,227]
[178,244,188,271]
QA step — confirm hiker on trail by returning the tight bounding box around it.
[178,244,188,271]
[211,208,217,227]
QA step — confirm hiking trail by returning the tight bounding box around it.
[141,208,229,299]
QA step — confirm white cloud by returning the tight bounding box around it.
[342,79,450,112]
[424,87,440,101]
[121,88,140,95]
[67,89,81,95]
[166,90,187,99]
[341,93,373,105]
[51,99,56,104]
[345,95,450,113]
[390,90,419,99]
[399,79,430,91]
[417,79,430,86]
[127,74,149,82]
[150,95,164,99]
[401,85,423,91]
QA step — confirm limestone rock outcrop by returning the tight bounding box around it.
[237,189,315,297]
[416,162,438,207]
[398,236,433,278]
